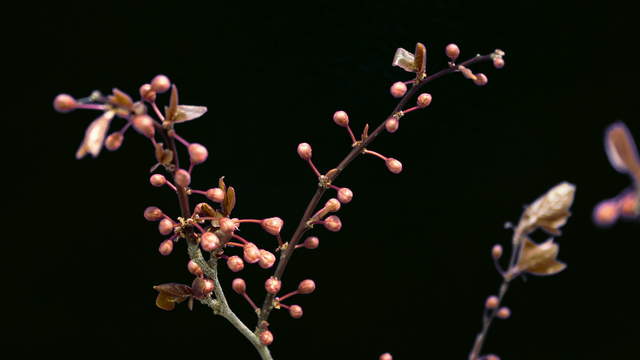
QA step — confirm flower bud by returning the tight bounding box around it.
[323,215,342,232]
[244,243,261,264]
[151,74,171,93]
[232,278,246,294]
[473,73,488,86]
[227,256,245,272]
[333,110,349,127]
[265,276,281,294]
[297,142,312,160]
[158,218,174,235]
[206,187,225,203]
[303,236,319,249]
[259,330,274,346]
[139,83,156,102]
[132,114,155,138]
[493,57,505,69]
[337,187,353,203]
[144,206,164,221]
[174,169,191,188]
[188,143,209,164]
[289,305,303,319]
[417,93,432,108]
[620,192,638,217]
[191,277,214,298]
[298,279,316,294]
[491,244,503,260]
[258,249,276,269]
[385,117,399,133]
[53,94,77,113]
[150,174,167,187]
[445,43,460,60]
[105,132,124,151]
[158,239,173,256]
[485,355,500,360]
[496,307,511,319]
[379,353,393,360]
[261,217,284,236]
[485,295,500,309]
[325,198,341,212]
[593,200,619,226]
[201,232,221,252]
[390,81,407,98]
[188,260,204,276]
[385,158,403,174]
[219,217,236,233]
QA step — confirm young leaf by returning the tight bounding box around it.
[165,84,179,122]
[218,176,226,193]
[514,238,566,277]
[223,186,236,216]
[75,110,116,159]
[605,122,640,176]
[414,42,427,76]
[109,88,134,109]
[173,105,208,123]
[392,48,417,72]
[153,283,192,311]
[517,182,576,239]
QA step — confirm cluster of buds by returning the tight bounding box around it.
[593,122,640,226]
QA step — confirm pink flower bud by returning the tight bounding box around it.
[232,278,246,294]
[258,249,276,269]
[485,355,501,360]
[303,236,319,249]
[619,192,638,217]
[201,232,221,252]
[379,353,393,360]
[445,43,460,60]
[158,218,174,235]
[151,74,171,93]
[150,174,167,187]
[473,73,488,86]
[385,158,403,174]
[188,143,209,164]
[593,200,620,226]
[53,94,77,113]
[496,307,511,319]
[105,132,124,151]
[297,142,312,160]
[289,305,303,319]
[191,277,214,298]
[323,215,342,232]
[333,110,349,127]
[491,244,503,260]
[265,276,281,294]
[206,187,225,202]
[261,217,284,236]
[337,187,353,203]
[325,198,341,212]
[144,206,164,221]
[132,114,155,138]
[188,260,204,276]
[219,217,236,233]
[390,81,407,98]
[244,243,261,264]
[174,169,191,187]
[485,295,499,309]
[493,57,505,69]
[139,83,156,102]
[417,93,432,108]
[159,239,173,256]
[259,330,274,346]
[298,279,316,294]
[385,117,399,133]
[227,256,245,272]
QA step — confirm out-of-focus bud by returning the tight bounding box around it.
[262,217,284,236]
[379,353,393,360]
[188,260,204,276]
[620,192,639,217]
[298,279,316,294]
[201,232,221,252]
[259,330,274,346]
[139,83,156,102]
[158,218,174,235]
[289,305,303,319]
[385,117,399,133]
[297,143,312,160]
[158,239,173,256]
[132,114,155,138]
[303,236,319,249]
[593,200,620,226]
[206,187,225,203]
[188,143,208,164]
[493,57,505,69]
[485,295,500,309]
[144,206,164,221]
[496,307,511,319]
[53,94,77,113]
[265,276,282,294]
[337,187,353,203]
[105,132,124,151]
[325,198,341,212]
[232,278,246,294]
[151,74,171,93]
[323,215,342,232]
[227,256,245,272]
[333,110,349,127]
[417,93,432,108]
[473,73,488,86]
[491,244,503,260]
[258,250,276,269]
[150,174,167,187]
[445,43,460,61]
[390,82,407,98]
[244,243,261,264]
[174,169,191,188]
[385,158,403,174]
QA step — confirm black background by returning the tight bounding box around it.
[7,1,640,359]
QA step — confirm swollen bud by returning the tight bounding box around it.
[105,132,124,151]
[325,198,341,212]
[158,218,174,235]
[258,250,276,269]
[53,94,77,113]
[385,117,399,133]
[497,307,511,319]
[188,143,209,164]
[390,82,407,98]
[297,143,312,160]
[227,256,245,272]
[232,278,247,294]
[445,43,460,61]
[485,295,500,309]
[593,200,619,226]
[139,83,156,102]
[323,215,342,232]
[144,206,164,221]
[379,353,393,360]
[385,158,403,174]
[262,217,284,236]
[473,73,488,86]
[265,276,282,294]
[259,330,274,346]
[289,305,303,319]
[206,187,225,203]
[491,244,503,260]
[151,74,171,94]
[244,243,261,264]
[337,187,353,203]
[150,174,167,187]
[191,277,215,298]
[493,57,505,69]
[417,93,432,108]
[219,217,237,233]
[303,236,320,249]
[201,232,221,252]
[298,279,316,294]
[188,260,204,276]
[174,169,191,187]
[333,110,349,127]
[158,239,173,256]
[132,114,155,138]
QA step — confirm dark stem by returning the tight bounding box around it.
[257,53,497,328]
